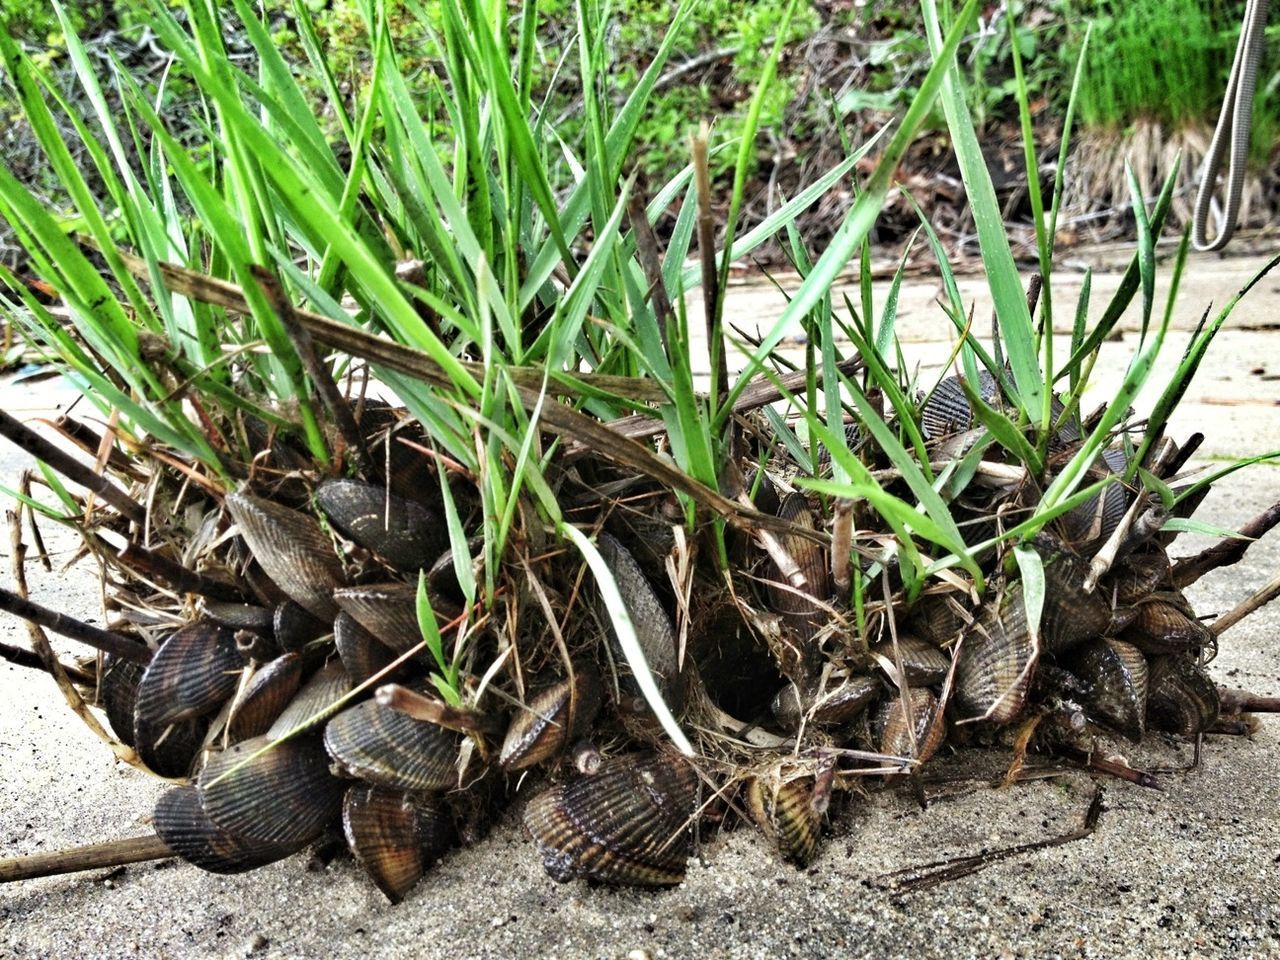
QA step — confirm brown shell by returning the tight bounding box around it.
[744,775,820,866]
[198,734,345,845]
[921,370,1000,439]
[97,653,144,747]
[595,532,682,714]
[771,674,880,732]
[1107,550,1171,605]
[909,594,970,647]
[333,583,427,655]
[873,634,950,685]
[134,620,241,728]
[226,492,344,620]
[875,688,943,763]
[154,784,297,874]
[767,493,830,653]
[522,754,696,886]
[316,478,446,572]
[1122,596,1212,655]
[265,659,352,740]
[342,785,453,904]
[227,652,305,743]
[1057,447,1133,552]
[202,602,275,636]
[1069,638,1148,741]
[334,611,398,685]
[499,670,602,772]
[272,600,328,652]
[1146,657,1220,736]
[1039,550,1113,653]
[953,584,1037,724]
[135,715,209,780]
[324,699,459,791]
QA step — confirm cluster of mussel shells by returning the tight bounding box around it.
[96,478,698,900]
[89,371,1228,896]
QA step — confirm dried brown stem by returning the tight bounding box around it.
[0,585,149,664]
[376,683,504,736]
[251,266,371,475]
[115,539,242,603]
[1217,687,1280,714]
[0,639,95,684]
[1172,496,1280,588]
[0,835,172,883]
[1210,569,1280,638]
[692,124,728,409]
[0,409,145,524]
[627,193,675,354]
[1059,747,1161,789]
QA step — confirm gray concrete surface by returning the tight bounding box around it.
[1,252,1279,959]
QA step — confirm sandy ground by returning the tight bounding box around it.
[1,251,1279,959]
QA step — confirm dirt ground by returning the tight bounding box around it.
[1,250,1278,959]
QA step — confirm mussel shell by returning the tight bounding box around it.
[342,785,452,904]
[316,479,446,572]
[154,784,297,874]
[771,674,880,732]
[1057,447,1132,552]
[1122,597,1212,655]
[324,699,459,791]
[522,754,696,886]
[334,611,398,685]
[227,652,305,743]
[273,600,329,652]
[595,532,682,714]
[744,775,820,866]
[135,715,209,780]
[873,634,950,685]
[954,585,1037,724]
[909,594,970,647]
[767,493,830,652]
[199,734,345,845]
[1068,638,1148,741]
[203,602,275,636]
[265,659,352,740]
[97,653,144,747]
[226,492,344,620]
[1146,657,1220,736]
[1107,550,1171,605]
[874,688,943,763]
[1039,550,1112,653]
[500,670,602,772]
[921,370,1000,439]
[135,620,241,728]
[333,583,430,656]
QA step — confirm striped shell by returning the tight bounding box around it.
[265,659,352,740]
[953,584,1037,724]
[334,611,398,685]
[1146,657,1220,736]
[875,688,944,763]
[316,478,446,572]
[771,674,880,732]
[1122,596,1213,655]
[921,370,1000,439]
[342,785,453,903]
[226,492,344,620]
[744,774,820,866]
[767,493,830,652]
[499,670,602,772]
[324,699,459,791]
[522,754,696,886]
[153,784,297,875]
[1069,638,1148,741]
[333,583,428,656]
[873,634,950,685]
[227,652,305,743]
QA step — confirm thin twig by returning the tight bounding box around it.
[0,585,149,664]
[0,835,172,883]
[627,193,675,354]
[1210,569,1280,638]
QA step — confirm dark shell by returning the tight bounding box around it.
[1146,657,1220,736]
[135,715,209,780]
[771,675,880,732]
[198,734,345,845]
[342,785,453,903]
[873,634,950,685]
[227,653,305,743]
[953,584,1037,724]
[921,370,1000,439]
[595,532,682,714]
[1069,638,1148,741]
[499,670,602,772]
[334,611,398,685]
[273,600,329,652]
[333,583,429,656]
[265,659,352,740]
[744,775,820,866]
[1122,596,1212,655]
[1057,447,1132,552]
[203,602,275,636]
[154,784,297,874]
[767,493,830,653]
[97,654,144,747]
[225,492,344,620]
[522,754,696,886]
[909,594,970,647]
[1107,550,1171,605]
[324,699,459,791]
[134,620,241,728]
[316,478,446,572]
[875,688,943,763]
[1039,550,1113,654]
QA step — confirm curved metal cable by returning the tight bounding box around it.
[1192,0,1272,252]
